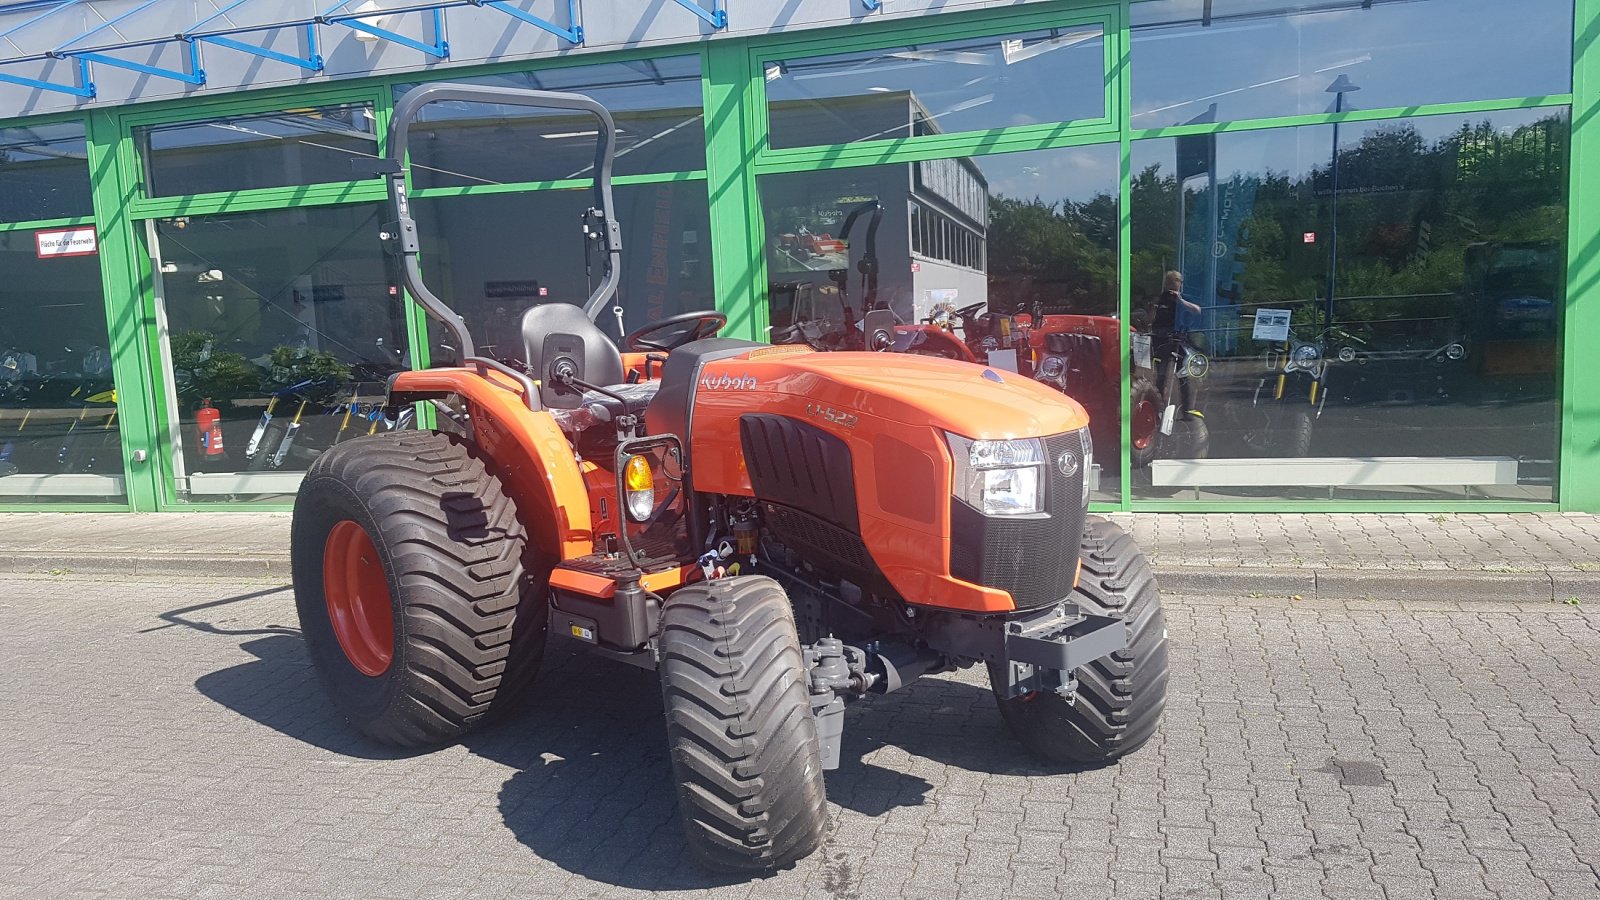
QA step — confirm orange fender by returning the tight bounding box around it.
[391,368,593,560]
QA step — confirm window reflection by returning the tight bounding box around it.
[138,105,379,197]
[1129,108,1567,501]
[765,27,1105,149]
[0,122,92,222]
[396,56,705,188]
[758,145,1121,500]
[1131,0,1573,128]
[0,243,123,502]
[413,183,714,363]
[151,205,407,503]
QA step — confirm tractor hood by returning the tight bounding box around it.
[697,349,1090,440]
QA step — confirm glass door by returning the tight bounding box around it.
[145,203,410,505]
[0,234,126,504]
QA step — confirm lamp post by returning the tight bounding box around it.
[1325,74,1360,330]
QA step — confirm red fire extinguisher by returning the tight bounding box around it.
[196,398,225,457]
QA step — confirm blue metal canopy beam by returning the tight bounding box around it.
[41,0,205,85]
[321,0,449,58]
[0,55,93,96]
[0,0,87,65]
[0,0,650,98]
[185,0,324,71]
[670,0,727,29]
[70,40,204,85]
[469,0,583,44]
[196,28,324,72]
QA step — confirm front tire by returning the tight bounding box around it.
[990,517,1168,765]
[291,431,549,748]
[1129,374,1161,469]
[658,576,828,872]
[1174,411,1210,460]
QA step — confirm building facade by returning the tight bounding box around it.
[0,0,1594,513]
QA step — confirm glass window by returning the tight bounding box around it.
[0,122,92,222]
[1131,0,1574,129]
[138,104,379,197]
[412,182,714,362]
[0,233,123,503]
[758,143,1122,500]
[1129,107,1567,501]
[396,56,705,189]
[764,26,1106,149]
[150,204,408,503]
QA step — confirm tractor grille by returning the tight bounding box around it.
[762,503,875,579]
[949,429,1089,610]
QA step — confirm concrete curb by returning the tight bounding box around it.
[1,553,286,579]
[4,550,1596,602]
[1157,566,1600,603]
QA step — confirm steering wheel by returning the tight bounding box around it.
[622,310,728,353]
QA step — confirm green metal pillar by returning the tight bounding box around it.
[85,110,162,511]
[1564,0,1600,511]
[702,42,765,341]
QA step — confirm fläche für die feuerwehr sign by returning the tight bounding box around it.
[35,227,98,259]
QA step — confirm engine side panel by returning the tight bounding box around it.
[689,350,1091,613]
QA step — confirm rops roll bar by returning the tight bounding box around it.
[378,83,623,360]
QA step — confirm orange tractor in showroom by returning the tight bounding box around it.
[292,84,1168,873]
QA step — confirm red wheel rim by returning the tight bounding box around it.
[1132,399,1159,450]
[322,520,395,677]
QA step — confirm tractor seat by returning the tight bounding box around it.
[575,381,660,425]
[521,302,626,410]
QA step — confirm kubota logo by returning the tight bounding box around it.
[699,373,758,391]
[1057,450,1080,478]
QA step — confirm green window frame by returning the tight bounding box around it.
[1121,0,1575,514]
[1,0,1596,514]
[110,49,715,511]
[745,4,1122,174]
[0,110,130,512]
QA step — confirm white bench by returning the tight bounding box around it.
[1151,456,1520,488]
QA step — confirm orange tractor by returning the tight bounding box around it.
[292,85,1167,873]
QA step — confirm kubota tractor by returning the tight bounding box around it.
[291,84,1168,873]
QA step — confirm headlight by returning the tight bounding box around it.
[945,434,1045,516]
[1079,428,1093,505]
[1289,342,1321,370]
[1039,356,1066,379]
[1444,343,1466,361]
[623,454,655,522]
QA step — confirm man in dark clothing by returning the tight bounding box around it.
[1152,270,1202,412]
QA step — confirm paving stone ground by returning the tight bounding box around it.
[3,575,1598,899]
[2,512,1598,580]
[1112,513,1600,572]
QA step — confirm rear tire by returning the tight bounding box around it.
[658,576,828,872]
[989,517,1168,765]
[291,431,549,748]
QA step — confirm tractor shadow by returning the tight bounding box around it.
[187,599,1078,890]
